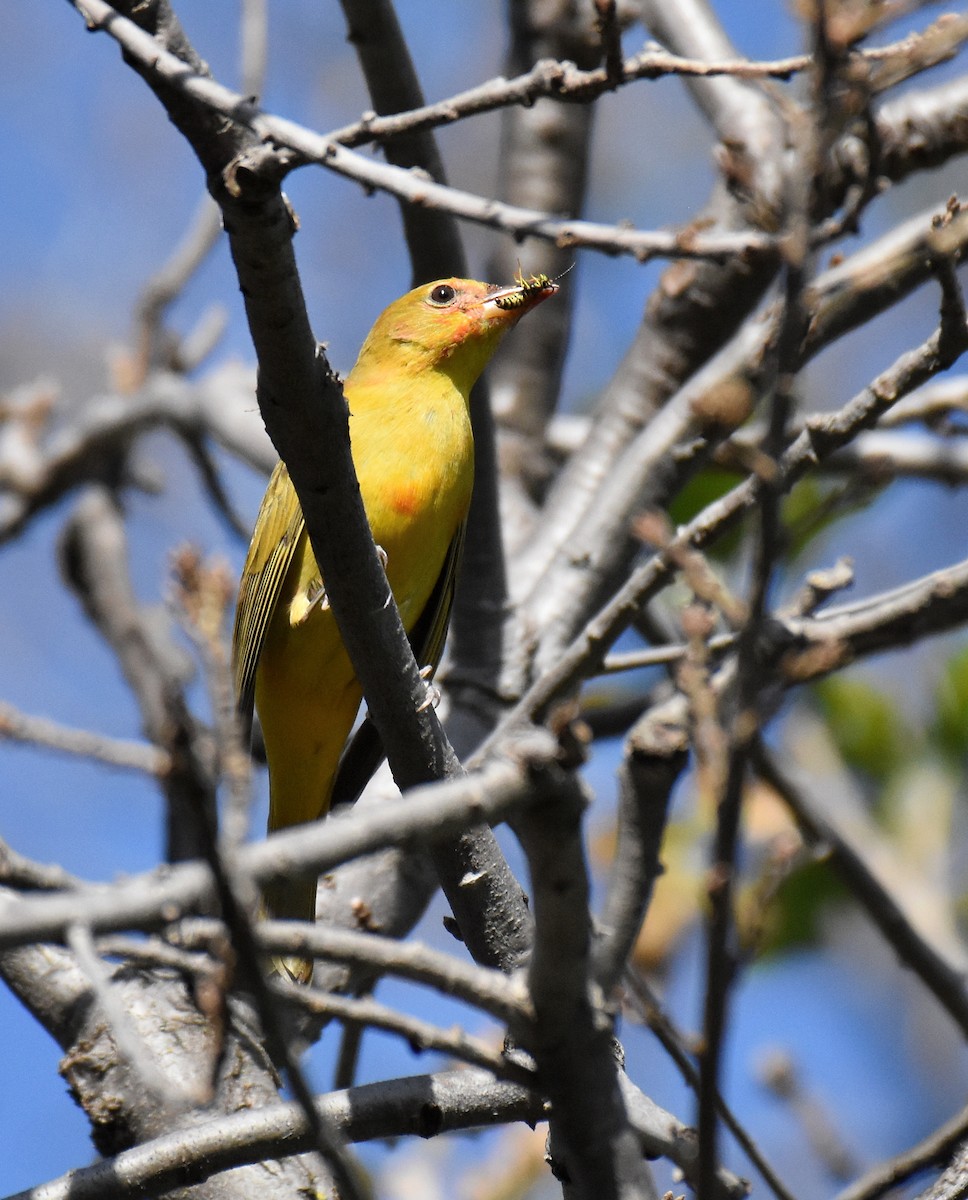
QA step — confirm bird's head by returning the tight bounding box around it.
[351,275,559,396]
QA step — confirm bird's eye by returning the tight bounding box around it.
[428,283,457,306]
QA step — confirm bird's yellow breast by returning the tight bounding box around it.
[350,380,474,621]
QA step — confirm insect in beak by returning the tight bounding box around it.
[488,267,567,311]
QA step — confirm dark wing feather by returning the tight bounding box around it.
[330,518,467,808]
[407,516,467,677]
[232,461,306,719]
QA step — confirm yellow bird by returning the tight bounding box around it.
[233,274,557,980]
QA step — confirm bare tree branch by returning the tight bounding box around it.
[0,702,169,776]
[515,771,654,1199]
[837,1101,968,1200]
[70,0,784,262]
[0,739,562,951]
[593,720,687,997]
[6,1069,542,1200]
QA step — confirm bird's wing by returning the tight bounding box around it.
[330,518,467,808]
[232,460,306,719]
[408,516,467,676]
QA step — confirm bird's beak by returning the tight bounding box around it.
[484,274,560,315]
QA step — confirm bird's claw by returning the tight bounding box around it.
[417,665,440,712]
[296,551,384,624]
[306,582,330,613]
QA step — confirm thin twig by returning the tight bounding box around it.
[66,923,206,1109]
[134,197,223,376]
[94,933,217,978]
[274,979,535,1085]
[168,548,252,856]
[133,0,268,376]
[592,716,686,997]
[623,969,799,1200]
[70,0,780,264]
[255,920,531,1026]
[323,17,968,150]
[167,746,371,1200]
[836,1101,968,1200]
[0,840,86,893]
[0,701,169,776]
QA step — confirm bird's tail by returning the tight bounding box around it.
[255,676,361,986]
[261,875,317,985]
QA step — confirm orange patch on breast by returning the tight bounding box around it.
[390,481,421,516]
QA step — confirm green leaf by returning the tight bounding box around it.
[757,858,846,956]
[813,675,912,783]
[667,467,744,559]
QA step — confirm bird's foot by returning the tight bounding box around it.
[416,664,440,712]
[305,580,330,613]
[290,577,329,626]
